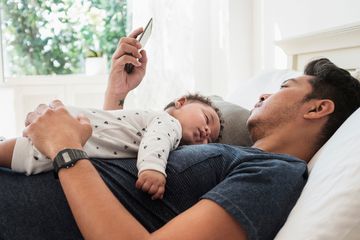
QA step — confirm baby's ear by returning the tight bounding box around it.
[175,97,187,108]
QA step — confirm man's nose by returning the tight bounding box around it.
[259,93,271,101]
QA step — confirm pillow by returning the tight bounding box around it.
[275,107,360,240]
[214,69,301,146]
[352,69,360,80]
[209,70,301,147]
[209,96,252,146]
[226,69,302,110]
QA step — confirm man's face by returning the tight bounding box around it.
[247,75,314,141]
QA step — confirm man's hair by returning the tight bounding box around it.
[164,93,224,142]
[304,58,360,147]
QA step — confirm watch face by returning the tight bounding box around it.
[62,152,72,163]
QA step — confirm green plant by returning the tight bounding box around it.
[1,0,128,75]
[86,49,103,58]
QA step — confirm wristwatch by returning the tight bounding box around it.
[53,148,89,179]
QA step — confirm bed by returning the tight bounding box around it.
[215,22,360,240]
[1,21,359,240]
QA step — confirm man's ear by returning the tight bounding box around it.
[174,97,187,109]
[304,99,335,119]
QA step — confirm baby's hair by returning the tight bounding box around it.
[164,93,224,142]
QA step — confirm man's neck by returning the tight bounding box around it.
[251,129,318,162]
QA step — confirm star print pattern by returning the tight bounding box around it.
[136,112,182,177]
[12,106,182,176]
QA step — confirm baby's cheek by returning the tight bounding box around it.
[181,132,193,145]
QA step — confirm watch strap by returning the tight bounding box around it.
[53,148,89,179]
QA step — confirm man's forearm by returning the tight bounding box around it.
[58,160,150,240]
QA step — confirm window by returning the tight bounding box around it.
[0,0,128,77]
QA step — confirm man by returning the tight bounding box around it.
[0,29,359,240]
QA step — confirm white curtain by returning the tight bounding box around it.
[126,0,232,110]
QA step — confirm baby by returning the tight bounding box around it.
[0,93,222,199]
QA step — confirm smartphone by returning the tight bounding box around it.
[124,18,153,74]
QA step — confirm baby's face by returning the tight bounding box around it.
[173,102,221,145]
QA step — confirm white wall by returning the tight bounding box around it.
[188,0,254,97]
[224,0,253,95]
[194,0,254,96]
[128,0,254,108]
[256,0,360,71]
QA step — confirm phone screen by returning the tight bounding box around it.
[124,18,153,74]
[138,18,153,47]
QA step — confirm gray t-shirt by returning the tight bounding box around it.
[0,143,307,240]
[94,144,307,240]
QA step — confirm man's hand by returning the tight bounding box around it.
[23,100,92,160]
[136,170,166,200]
[104,28,148,110]
[24,103,48,127]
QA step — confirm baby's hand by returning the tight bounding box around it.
[136,170,166,200]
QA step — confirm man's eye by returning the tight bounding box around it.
[280,85,288,89]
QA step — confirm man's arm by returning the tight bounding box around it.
[103,28,148,110]
[24,100,247,240]
[151,199,247,240]
[59,159,247,240]
[61,159,247,240]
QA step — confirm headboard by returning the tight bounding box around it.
[276,22,360,74]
